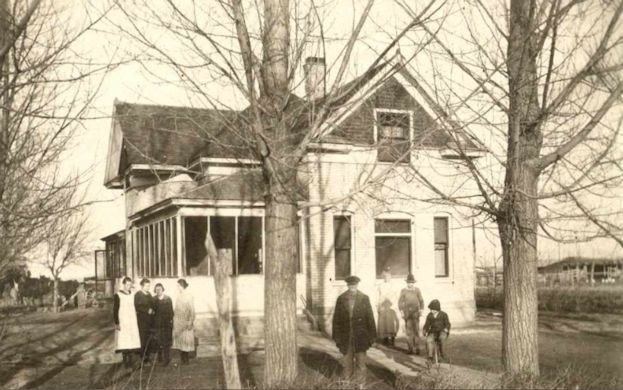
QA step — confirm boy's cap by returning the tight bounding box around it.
[428,299,441,311]
[345,275,361,285]
[406,274,415,283]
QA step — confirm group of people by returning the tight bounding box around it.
[332,268,451,380]
[113,277,195,367]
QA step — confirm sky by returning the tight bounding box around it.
[29,0,623,279]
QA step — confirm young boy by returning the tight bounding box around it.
[422,299,451,363]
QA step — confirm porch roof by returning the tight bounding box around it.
[180,170,266,202]
[177,169,309,202]
[100,229,125,243]
[128,169,308,221]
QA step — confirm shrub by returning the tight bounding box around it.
[475,288,504,311]
[475,287,623,314]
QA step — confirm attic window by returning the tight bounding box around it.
[375,110,412,163]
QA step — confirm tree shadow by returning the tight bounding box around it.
[13,330,113,389]
[299,347,343,378]
[0,314,87,356]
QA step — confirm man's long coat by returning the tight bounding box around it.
[332,290,377,354]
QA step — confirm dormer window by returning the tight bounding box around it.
[375,109,412,163]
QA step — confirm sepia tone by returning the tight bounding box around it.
[1,0,623,389]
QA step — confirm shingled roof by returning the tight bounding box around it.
[108,55,480,187]
[112,102,241,173]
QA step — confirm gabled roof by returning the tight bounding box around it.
[105,54,482,189]
[116,102,237,165]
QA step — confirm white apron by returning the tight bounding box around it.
[115,291,141,351]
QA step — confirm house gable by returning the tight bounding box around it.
[104,112,124,188]
[331,76,450,148]
[104,101,241,189]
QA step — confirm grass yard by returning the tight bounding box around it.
[444,311,623,388]
[1,308,622,389]
[13,349,397,389]
[0,308,396,389]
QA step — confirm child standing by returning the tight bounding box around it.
[422,299,451,363]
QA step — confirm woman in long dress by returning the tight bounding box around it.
[113,277,141,367]
[377,267,399,345]
[134,278,155,363]
[153,283,173,366]
[172,279,195,364]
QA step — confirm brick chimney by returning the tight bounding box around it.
[304,57,326,100]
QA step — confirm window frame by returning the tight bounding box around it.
[181,214,266,276]
[433,216,450,278]
[373,108,414,163]
[374,217,413,279]
[333,214,354,281]
[132,216,179,278]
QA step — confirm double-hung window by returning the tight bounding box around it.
[334,216,352,280]
[434,217,449,277]
[374,219,411,278]
[375,110,412,163]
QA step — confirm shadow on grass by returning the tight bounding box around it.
[299,347,396,389]
[300,347,343,378]
[16,330,113,389]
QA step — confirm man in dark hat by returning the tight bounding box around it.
[398,274,424,354]
[332,275,376,381]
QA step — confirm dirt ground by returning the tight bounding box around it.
[1,308,622,389]
[0,308,396,389]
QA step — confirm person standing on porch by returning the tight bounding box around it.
[173,279,195,364]
[377,267,399,346]
[332,275,376,382]
[153,283,174,366]
[135,278,155,364]
[113,277,140,368]
[398,274,424,355]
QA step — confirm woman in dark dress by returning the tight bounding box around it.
[134,278,155,363]
[153,283,174,366]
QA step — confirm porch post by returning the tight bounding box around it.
[176,214,183,277]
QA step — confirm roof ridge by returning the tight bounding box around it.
[114,100,239,114]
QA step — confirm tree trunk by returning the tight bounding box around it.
[204,236,241,389]
[260,0,297,387]
[500,0,542,377]
[498,169,540,376]
[263,199,298,387]
[53,277,59,313]
[214,249,242,389]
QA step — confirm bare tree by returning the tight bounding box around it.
[109,0,443,385]
[0,0,112,279]
[392,0,623,376]
[41,191,90,313]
